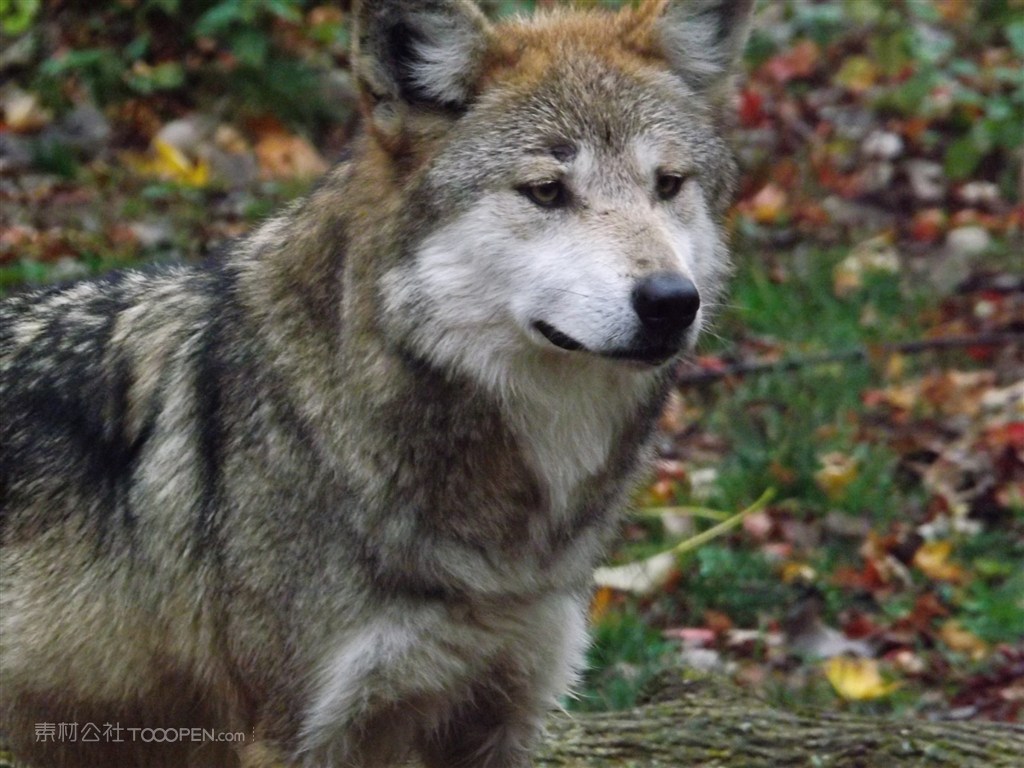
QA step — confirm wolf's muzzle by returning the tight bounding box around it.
[631,272,700,342]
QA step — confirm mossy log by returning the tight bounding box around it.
[538,673,1024,767]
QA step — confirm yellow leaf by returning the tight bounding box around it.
[781,561,816,584]
[814,452,858,502]
[589,586,615,624]
[824,657,901,701]
[913,540,968,583]
[833,235,900,298]
[152,139,210,187]
[122,138,210,187]
[939,621,989,660]
[834,55,878,93]
[255,131,328,180]
[748,183,788,224]
[152,138,191,175]
[884,353,906,381]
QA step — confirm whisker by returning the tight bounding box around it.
[550,287,598,300]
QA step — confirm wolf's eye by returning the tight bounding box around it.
[656,172,687,200]
[520,180,568,208]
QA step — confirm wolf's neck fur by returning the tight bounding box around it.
[487,353,659,517]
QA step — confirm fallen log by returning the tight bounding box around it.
[538,672,1024,767]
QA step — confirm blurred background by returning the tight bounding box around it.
[0,0,1021,722]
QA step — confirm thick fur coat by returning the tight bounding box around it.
[0,1,753,765]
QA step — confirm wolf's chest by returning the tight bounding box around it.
[504,367,656,519]
[298,592,587,762]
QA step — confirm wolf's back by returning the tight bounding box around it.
[2,267,215,538]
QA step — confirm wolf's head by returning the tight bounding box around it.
[354,0,753,391]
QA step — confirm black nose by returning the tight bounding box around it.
[631,272,701,338]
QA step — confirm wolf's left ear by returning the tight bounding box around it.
[647,0,756,98]
[352,0,490,115]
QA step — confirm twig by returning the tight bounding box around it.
[677,331,1023,386]
[669,487,776,556]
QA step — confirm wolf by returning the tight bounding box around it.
[0,0,753,765]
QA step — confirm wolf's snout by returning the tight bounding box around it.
[631,272,700,339]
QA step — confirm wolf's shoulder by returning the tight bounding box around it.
[1,261,239,353]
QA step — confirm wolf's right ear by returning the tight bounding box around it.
[353,0,490,118]
[639,0,755,101]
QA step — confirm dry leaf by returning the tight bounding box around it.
[589,586,615,624]
[3,90,52,133]
[824,657,901,700]
[747,183,788,224]
[913,540,968,583]
[123,138,211,187]
[833,235,900,297]
[255,131,328,180]
[939,620,989,660]
[781,561,817,584]
[834,55,878,93]
[815,452,859,501]
[593,551,677,596]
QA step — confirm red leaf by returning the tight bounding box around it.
[738,88,765,128]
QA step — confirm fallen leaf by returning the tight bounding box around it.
[663,627,715,646]
[833,235,900,297]
[737,87,764,127]
[824,657,901,700]
[763,39,820,84]
[815,452,859,501]
[589,586,615,624]
[912,540,968,583]
[891,649,927,675]
[781,561,816,584]
[746,183,788,224]
[255,131,328,180]
[834,55,878,93]
[122,138,211,187]
[593,551,678,596]
[704,609,734,636]
[939,620,989,660]
[909,208,947,244]
[2,89,52,133]
[903,592,950,633]
[936,0,973,23]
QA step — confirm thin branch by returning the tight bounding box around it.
[677,331,1023,386]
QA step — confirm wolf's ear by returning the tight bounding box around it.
[645,0,755,97]
[352,0,490,114]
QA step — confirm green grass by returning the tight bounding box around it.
[575,607,674,712]
[703,246,923,523]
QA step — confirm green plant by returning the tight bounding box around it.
[28,0,349,133]
[574,608,674,712]
[0,0,40,35]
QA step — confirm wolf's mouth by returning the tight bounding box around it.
[532,320,678,366]
[533,320,587,353]
[602,345,678,366]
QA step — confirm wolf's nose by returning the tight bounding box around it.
[631,272,700,337]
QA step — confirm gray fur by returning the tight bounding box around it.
[0,1,751,766]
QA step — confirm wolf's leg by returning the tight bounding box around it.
[238,739,294,768]
[419,593,588,768]
[417,698,539,768]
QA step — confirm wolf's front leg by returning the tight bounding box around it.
[420,593,589,768]
[418,694,541,768]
